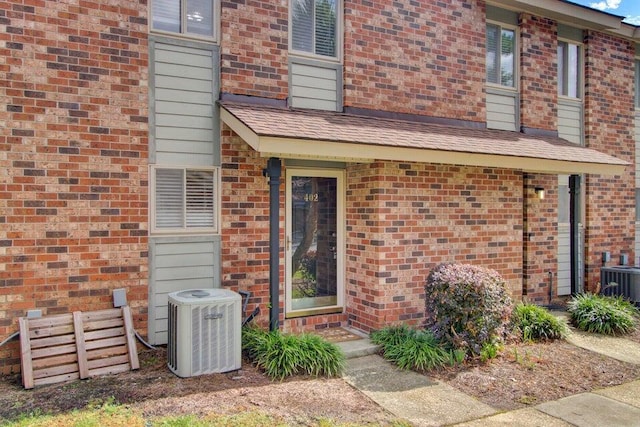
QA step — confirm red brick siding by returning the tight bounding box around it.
[522,174,558,302]
[0,0,148,373]
[519,14,557,131]
[346,162,523,332]
[583,31,636,290]
[343,0,486,120]
[220,127,274,322]
[220,0,289,100]
[220,129,349,332]
[220,146,526,334]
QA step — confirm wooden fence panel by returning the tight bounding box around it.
[19,307,139,389]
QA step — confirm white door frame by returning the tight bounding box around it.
[285,168,345,318]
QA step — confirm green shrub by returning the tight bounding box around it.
[567,293,638,335]
[512,303,568,341]
[242,327,344,380]
[479,341,502,362]
[370,324,414,350]
[424,263,513,356]
[371,325,453,371]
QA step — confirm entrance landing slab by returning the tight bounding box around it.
[344,355,497,426]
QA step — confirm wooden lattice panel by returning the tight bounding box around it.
[19,307,139,389]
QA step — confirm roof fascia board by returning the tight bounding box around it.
[487,0,622,31]
[258,136,626,175]
[609,24,640,42]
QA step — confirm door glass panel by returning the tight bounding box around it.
[290,176,337,311]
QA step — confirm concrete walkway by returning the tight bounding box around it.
[337,325,640,427]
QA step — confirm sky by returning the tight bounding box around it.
[568,0,640,25]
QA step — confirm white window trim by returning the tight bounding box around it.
[288,0,343,63]
[149,0,221,43]
[485,20,519,92]
[150,165,221,235]
[557,38,584,101]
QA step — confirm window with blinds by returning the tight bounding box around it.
[486,23,515,88]
[558,41,581,99]
[152,166,219,233]
[151,0,215,39]
[291,0,338,58]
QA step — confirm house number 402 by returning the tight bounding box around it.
[304,193,319,202]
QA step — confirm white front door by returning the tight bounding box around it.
[285,169,345,317]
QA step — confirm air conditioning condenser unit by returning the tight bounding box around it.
[167,288,241,377]
[601,266,640,304]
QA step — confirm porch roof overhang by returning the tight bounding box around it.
[219,102,628,176]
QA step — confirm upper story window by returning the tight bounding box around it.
[486,23,516,88]
[558,41,582,99]
[291,0,339,59]
[152,0,216,40]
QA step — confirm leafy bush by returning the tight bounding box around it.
[479,341,502,362]
[370,324,414,349]
[371,325,453,371]
[242,327,344,380]
[512,303,568,341]
[567,293,638,335]
[424,263,513,356]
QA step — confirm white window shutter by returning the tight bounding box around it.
[292,0,314,53]
[486,24,499,85]
[186,169,215,228]
[155,168,184,229]
[315,0,336,57]
[152,0,181,33]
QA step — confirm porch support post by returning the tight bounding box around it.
[265,157,282,331]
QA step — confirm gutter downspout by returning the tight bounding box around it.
[264,158,282,331]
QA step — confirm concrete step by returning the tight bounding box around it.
[336,338,381,359]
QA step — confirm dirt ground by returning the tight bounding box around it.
[1,326,639,425]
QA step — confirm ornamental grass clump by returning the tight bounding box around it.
[512,303,568,341]
[425,263,513,357]
[371,325,453,371]
[242,326,344,380]
[567,293,638,335]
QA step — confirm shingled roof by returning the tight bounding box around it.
[220,102,628,175]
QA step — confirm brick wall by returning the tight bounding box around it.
[583,31,636,290]
[518,14,559,301]
[220,0,289,100]
[519,14,557,131]
[346,162,524,332]
[522,174,558,302]
[0,0,149,373]
[220,127,273,322]
[220,128,348,332]
[344,0,486,120]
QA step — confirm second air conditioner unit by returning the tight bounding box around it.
[600,266,640,304]
[167,288,242,378]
